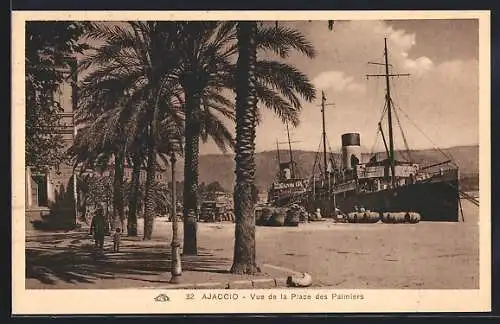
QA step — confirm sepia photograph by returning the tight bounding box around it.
[12,10,491,314]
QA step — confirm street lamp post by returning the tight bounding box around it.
[170,153,182,283]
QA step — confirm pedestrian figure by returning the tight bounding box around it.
[90,205,106,250]
[113,228,122,252]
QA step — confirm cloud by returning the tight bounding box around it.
[373,24,434,75]
[201,20,479,154]
[392,57,478,149]
[379,25,416,52]
[403,56,434,75]
[312,70,365,93]
[286,20,436,78]
[435,59,478,80]
[297,21,477,151]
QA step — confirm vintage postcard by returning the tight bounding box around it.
[12,10,491,314]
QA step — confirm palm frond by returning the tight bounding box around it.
[256,25,316,59]
[255,60,316,108]
[202,89,235,121]
[254,82,300,127]
[211,21,237,49]
[199,110,235,153]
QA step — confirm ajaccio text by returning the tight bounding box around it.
[202,293,239,300]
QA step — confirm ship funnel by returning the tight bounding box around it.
[341,133,361,170]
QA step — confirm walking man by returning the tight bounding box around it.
[90,204,106,250]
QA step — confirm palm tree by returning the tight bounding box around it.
[71,105,145,235]
[76,22,184,240]
[230,21,260,274]
[125,143,145,236]
[230,21,332,274]
[123,176,172,217]
[175,22,237,255]
[125,116,184,236]
[177,22,316,255]
[69,109,127,231]
[76,171,113,223]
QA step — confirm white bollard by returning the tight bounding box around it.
[286,272,313,287]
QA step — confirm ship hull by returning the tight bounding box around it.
[312,170,460,222]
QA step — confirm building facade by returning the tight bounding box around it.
[25,59,78,230]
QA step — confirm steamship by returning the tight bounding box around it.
[309,38,460,222]
[310,132,460,222]
[267,126,309,207]
[270,38,462,222]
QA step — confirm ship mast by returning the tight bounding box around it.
[320,91,336,216]
[277,124,300,180]
[383,38,396,188]
[276,138,281,167]
[378,122,390,159]
[285,122,294,178]
[319,91,335,174]
[367,38,410,188]
[321,91,328,177]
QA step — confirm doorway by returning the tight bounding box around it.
[31,174,48,207]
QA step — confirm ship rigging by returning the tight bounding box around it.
[268,38,477,222]
[308,38,465,221]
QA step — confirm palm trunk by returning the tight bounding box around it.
[127,152,141,236]
[143,80,162,240]
[182,76,203,256]
[143,146,156,240]
[113,149,125,231]
[231,21,260,274]
[182,129,200,255]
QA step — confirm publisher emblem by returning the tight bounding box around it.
[154,293,170,302]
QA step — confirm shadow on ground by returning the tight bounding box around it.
[26,232,233,286]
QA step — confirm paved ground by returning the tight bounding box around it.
[26,198,479,289]
[190,199,479,289]
[25,232,297,289]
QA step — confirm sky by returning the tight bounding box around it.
[75,19,480,156]
[200,19,480,155]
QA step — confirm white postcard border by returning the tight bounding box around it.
[12,10,491,314]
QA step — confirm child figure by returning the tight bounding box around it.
[113,228,122,252]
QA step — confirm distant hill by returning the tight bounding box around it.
[173,145,479,193]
